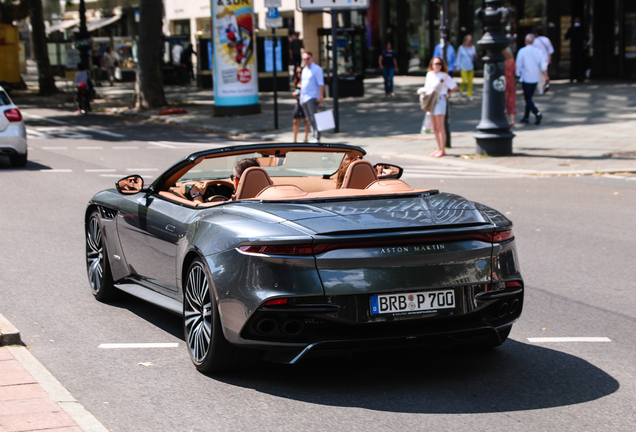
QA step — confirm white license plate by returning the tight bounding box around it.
[370,290,455,315]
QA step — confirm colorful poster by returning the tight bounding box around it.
[212,0,259,107]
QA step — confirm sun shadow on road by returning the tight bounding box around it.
[214,340,619,414]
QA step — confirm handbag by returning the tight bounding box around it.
[418,74,446,112]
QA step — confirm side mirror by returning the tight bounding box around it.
[374,163,403,179]
[116,175,144,194]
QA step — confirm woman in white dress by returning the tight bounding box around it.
[424,57,458,157]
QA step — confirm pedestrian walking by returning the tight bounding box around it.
[91,48,101,87]
[515,34,546,125]
[289,32,304,69]
[423,57,457,158]
[292,67,310,143]
[564,17,586,83]
[379,42,398,97]
[457,35,477,101]
[300,52,324,143]
[433,41,458,77]
[181,43,197,81]
[102,47,118,86]
[533,26,553,93]
[503,48,518,126]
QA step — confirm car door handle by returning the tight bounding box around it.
[165,224,176,232]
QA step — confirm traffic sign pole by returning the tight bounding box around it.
[331,11,339,133]
[272,27,278,129]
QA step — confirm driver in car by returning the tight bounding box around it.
[189,158,260,203]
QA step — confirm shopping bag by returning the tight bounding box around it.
[315,110,335,132]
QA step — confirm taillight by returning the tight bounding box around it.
[238,244,313,256]
[264,298,288,306]
[491,230,514,243]
[4,108,22,122]
[505,281,522,288]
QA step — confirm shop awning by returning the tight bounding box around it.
[86,15,121,32]
[66,15,122,34]
[46,19,80,34]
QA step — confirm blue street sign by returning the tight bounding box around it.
[267,8,279,19]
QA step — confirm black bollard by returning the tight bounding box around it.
[474,0,515,156]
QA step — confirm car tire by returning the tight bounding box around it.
[86,211,117,301]
[184,258,255,373]
[9,152,27,168]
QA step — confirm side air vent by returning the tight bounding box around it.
[99,206,118,220]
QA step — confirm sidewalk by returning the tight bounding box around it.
[13,64,636,175]
[0,314,106,432]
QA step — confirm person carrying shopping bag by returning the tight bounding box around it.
[457,35,477,101]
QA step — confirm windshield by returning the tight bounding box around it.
[0,91,11,106]
[177,151,348,182]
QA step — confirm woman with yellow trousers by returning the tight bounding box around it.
[457,35,477,101]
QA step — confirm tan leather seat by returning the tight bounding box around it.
[340,160,378,189]
[233,167,274,200]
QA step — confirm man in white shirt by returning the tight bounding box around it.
[533,26,553,94]
[516,34,547,125]
[300,52,324,143]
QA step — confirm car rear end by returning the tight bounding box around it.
[0,86,27,167]
[219,192,523,362]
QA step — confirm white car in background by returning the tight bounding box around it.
[0,86,27,167]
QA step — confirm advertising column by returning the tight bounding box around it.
[212,0,260,116]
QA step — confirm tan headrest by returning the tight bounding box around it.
[341,159,378,189]
[234,166,274,200]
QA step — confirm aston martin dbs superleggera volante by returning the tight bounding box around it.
[85,143,523,373]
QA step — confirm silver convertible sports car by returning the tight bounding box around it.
[85,143,523,373]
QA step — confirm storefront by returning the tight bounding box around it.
[354,0,634,79]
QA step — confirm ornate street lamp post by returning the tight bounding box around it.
[474,0,514,156]
[77,0,91,68]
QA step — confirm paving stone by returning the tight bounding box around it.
[0,410,76,432]
[0,361,36,387]
[0,384,48,402]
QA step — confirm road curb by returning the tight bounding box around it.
[0,312,21,346]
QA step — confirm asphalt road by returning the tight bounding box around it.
[1,108,635,431]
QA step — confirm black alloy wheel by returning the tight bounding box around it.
[183,258,255,373]
[86,211,116,301]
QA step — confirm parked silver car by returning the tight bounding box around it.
[0,86,27,167]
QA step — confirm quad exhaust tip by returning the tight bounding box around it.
[281,319,304,336]
[255,318,278,335]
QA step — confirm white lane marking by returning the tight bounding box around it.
[148,141,176,149]
[75,125,125,138]
[22,113,67,125]
[113,146,138,149]
[40,169,73,173]
[127,168,158,172]
[85,169,116,172]
[528,337,612,343]
[26,128,48,138]
[98,343,179,349]
[23,112,126,138]
[42,146,68,150]
[403,173,522,179]
[77,146,103,150]
[99,174,125,178]
[626,177,636,181]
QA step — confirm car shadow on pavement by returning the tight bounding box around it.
[214,340,619,414]
[0,157,51,170]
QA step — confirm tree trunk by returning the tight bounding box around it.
[134,0,167,109]
[27,0,57,95]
